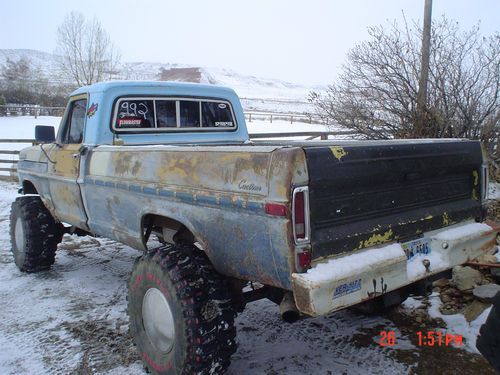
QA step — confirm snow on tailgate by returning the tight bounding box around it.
[433,222,492,240]
[300,243,404,284]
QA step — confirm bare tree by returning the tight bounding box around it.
[57,11,120,86]
[309,16,500,164]
[0,57,48,104]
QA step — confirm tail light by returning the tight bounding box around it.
[297,250,311,270]
[292,187,310,244]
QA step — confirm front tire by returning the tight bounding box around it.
[9,196,64,272]
[128,244,237,375]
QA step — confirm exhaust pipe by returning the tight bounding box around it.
[280,292,300,323]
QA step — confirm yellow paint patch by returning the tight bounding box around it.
[472,170,479,186]
[330,147,348,161]
[359,229,394,249]
[472,189,479,201]
[443,212,450,226]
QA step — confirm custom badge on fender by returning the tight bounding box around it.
[87,102,98,117]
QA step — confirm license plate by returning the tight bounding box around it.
[402,237,431,260]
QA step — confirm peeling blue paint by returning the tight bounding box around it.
[84,177,265,214]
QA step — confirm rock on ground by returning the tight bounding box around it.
[452,266,483,292]
[473,284,500,303]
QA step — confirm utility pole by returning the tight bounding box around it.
[416,0,433,137]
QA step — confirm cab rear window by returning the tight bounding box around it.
[113,97,236,132]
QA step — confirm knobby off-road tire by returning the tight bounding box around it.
[10,196,64,272]
[128,244,237,375]
[476,292,500,373]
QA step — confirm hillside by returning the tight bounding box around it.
[0,49,320,113]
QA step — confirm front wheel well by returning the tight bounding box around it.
[21,180,38,195]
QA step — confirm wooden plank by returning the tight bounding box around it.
[0,139,36,143]
[0,159,18,163]
[0,175,17,182]
[0,150,20,155]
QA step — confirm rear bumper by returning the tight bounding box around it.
[291,220,499,316]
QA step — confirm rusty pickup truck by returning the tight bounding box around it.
[11,81,499,375]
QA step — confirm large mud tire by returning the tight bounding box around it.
[128,244,237,375]
[477,292,500,372]
[9,196,64,272]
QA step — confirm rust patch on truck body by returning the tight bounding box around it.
[83,145,308,289]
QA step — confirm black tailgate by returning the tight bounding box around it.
[304,140,483,259]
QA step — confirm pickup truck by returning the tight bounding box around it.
[10,81,499,375]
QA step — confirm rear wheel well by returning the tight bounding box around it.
[142,214,195,246]
[22,180,38,195]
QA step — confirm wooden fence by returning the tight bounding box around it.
[244,111,325,124]
[0,105,325,125]
[0,105,65,118]
[0,139,38,181]
[0,130,355,181]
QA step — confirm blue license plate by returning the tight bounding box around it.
[402,237,431,260]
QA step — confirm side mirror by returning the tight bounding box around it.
[35,125,55,143]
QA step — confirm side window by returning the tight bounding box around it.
[179,100,200,128]
[115,100,155,129]
[156,100,177,128]
[68,99,87,143]
[59,99,87,144]
[202,102,234,128]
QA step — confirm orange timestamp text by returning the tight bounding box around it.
[379,330,463,347]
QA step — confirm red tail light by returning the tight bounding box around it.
[292,187,309,243]
[294,191,305,239]
[297,250,311,270]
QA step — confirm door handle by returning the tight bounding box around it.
[72,153,79,159]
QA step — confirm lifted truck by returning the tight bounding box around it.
[11,81,499,374]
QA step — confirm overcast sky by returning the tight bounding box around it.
[0,0,498,85]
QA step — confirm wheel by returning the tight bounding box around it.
[9,196,64,272]
[128,244,237,375]
[477,292,500,372]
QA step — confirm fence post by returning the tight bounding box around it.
[249,113,252,122]
[290,116,293,124]
[270,114,273,123]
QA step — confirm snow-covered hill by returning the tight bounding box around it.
[0,49,321,112]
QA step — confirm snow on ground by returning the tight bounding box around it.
[0,116,497,374]
[0,179,495,375]
[0,180,412,374]
[489,182,500,200]
[425,293,491,354]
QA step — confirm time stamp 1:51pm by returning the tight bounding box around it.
[379,331,464,347]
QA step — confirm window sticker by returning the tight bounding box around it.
[117,118,143,127]
[87,102,98,118]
